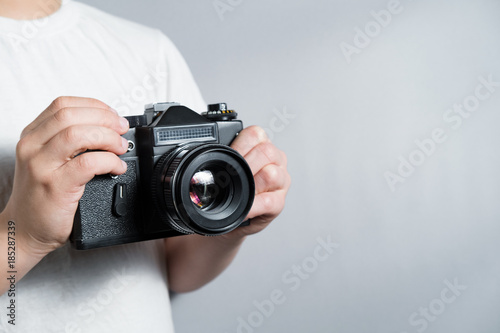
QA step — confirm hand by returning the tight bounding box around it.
[164,126,290,292]
[2,97,129,258]
[228,126,291,238]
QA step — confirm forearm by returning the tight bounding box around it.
[0,211,46,295]
[165,234,246,293]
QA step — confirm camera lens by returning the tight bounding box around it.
[189,169,230,210]
[189,170,216,209]
[154,144,254,235]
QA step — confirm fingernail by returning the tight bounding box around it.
[122,138,129,151]
[121,160,127,169]
[120,117,129,130]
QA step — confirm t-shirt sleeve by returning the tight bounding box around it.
[156,32,206,112]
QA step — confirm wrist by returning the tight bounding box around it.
[0,208,52,263]
[0,210,48,295]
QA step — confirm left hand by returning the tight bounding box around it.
[164,126,290,292]
[227,125,291,238]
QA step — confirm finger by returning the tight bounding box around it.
[254,164,289,194]
[24,107,128,145]
[231,126,270,157]
[246,191,286,221]
[243,142,287,175]
[22,97,116,138]
[39,125,128,165]
[61,151,127,187]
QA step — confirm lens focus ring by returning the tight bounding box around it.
[153,144,254,236]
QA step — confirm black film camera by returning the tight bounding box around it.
[71,102,255,250]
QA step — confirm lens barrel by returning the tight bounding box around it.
[154,144,254,235]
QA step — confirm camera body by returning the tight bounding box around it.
[71,102,254,250]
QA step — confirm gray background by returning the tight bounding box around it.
[80,0,500,332]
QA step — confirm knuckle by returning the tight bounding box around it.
[51,96,69,110]
[261,194,276,212]
[15,137,31,161]
[20,127,30,139]
[257,142,278,163]
[53,108,75,126]
[261,165,280,185]
[75,153,94,171]
[62,126,80,144]
[246,125,268,143]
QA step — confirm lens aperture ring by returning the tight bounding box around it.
[152,150,193,235]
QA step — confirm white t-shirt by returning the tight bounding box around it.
[0,1,205,332]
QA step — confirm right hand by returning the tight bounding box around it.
[2,96,130,258]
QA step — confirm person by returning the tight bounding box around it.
[0,0,291,331]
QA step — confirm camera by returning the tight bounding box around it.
[71,102,255,250]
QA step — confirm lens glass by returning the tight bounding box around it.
[189,170,216,209]
[189,163,233,213]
